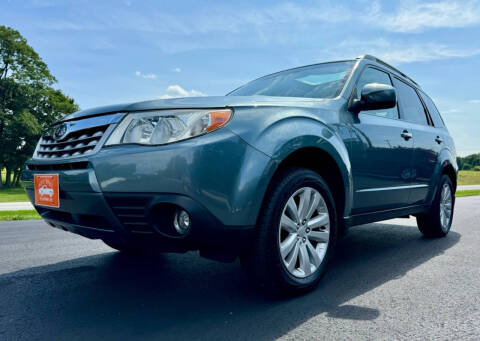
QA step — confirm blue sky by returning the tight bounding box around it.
[2,0,480,155]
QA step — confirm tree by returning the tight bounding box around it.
[457,153,480,171]
[0,25,79,187]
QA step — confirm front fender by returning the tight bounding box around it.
[228,107,353,218]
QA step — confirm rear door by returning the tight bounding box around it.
[418,91,450,203]
[392,78,440,204]
[347,67,414,214]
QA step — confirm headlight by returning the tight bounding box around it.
[105,109,232,145]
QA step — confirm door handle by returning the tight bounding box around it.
[401,130,413,140]
[435,136,443,144]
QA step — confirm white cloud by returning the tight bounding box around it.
[172,68,181,73]
[330,39,480,64]
[468,99,480,104]
[240,2,352,26]
[32,2,351,35]
[135,70,157,79]
[159,85,206,99]
[376,44,480,64]
[368,0,480,33]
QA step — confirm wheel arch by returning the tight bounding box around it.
[442,162,457,190]
[259,145,352,235]
[425,149,458,206]
[438,148,458,191]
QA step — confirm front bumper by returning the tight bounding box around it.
[24,188,253,254]
[22,128,272,254]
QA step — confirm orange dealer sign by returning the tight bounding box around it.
[34,174,60,208]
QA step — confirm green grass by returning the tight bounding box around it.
[456,189,480,197]
[0,210,40,221]
[458,170,480,186]
[0,187,29,202]
[1,168,28,202]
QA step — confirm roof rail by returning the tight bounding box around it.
[356,55,419,87]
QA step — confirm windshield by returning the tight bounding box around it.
[228,61,356,99]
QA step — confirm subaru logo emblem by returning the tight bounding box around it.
[53,124,68,141]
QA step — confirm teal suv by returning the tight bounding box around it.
[23,55,457,293]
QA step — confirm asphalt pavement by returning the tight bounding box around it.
[0,196,479,340]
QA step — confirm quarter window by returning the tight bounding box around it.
[356,67,399,119]
[419,92,445,128]
[393,78,428,125]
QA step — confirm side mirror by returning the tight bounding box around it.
[348,83,396,113]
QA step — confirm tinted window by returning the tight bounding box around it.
[419,92,445,128]
[228,61,355,99]
[356,67,399,119]
[393,78,428,125]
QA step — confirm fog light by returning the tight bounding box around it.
[174,209,191,234]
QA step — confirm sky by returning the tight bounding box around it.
[2,0,480,155]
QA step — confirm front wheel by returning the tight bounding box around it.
[416,175,455,238]
[241,168,337,294]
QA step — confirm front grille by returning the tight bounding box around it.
[32,112,124,161]
[105,195,154,234]
[35,125,108,159]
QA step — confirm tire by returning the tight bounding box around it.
[416,175,455,238]
[241,167,337,295]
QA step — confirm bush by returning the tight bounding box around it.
[457,153,480,171]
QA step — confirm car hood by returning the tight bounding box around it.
[60,95,335,122]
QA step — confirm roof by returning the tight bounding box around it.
[356,55,419,87]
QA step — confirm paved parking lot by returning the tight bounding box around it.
[1,196,479,340]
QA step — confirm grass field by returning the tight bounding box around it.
[1,169,28,201]
[0,210,40,221]
[456,189,480,197]
[0,187,28,202]
[457,170,480,186]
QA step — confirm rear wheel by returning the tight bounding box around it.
[416,175,455,238]
[241,168,337,294]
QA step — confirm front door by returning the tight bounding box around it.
[392,79,440,204]
[346,67,415,214]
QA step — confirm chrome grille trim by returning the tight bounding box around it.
[33,113,124,160]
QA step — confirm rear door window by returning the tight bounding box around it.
[356,67,399,119]
[419,92,445,128]
[393,78,428,125]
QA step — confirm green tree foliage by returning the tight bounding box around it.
[457,153,480,171]
[0,25,79,187]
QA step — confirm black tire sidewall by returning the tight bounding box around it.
[259,168,338,290]
[417,174,455,237]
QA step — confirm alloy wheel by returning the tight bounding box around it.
[278,187,330,278]
[439,183,453,231]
